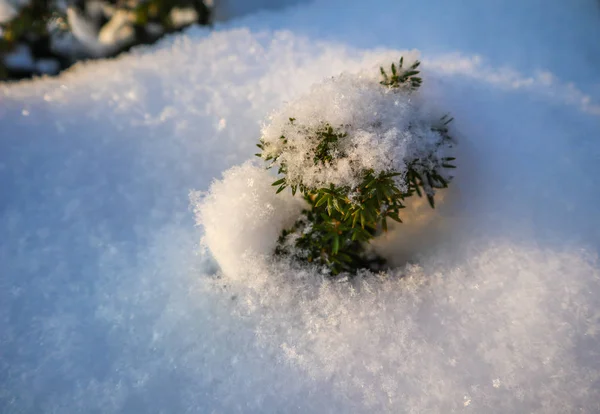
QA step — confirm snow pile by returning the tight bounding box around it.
[1,0,600,413]
[192,53,600,411]
[201,243,600,413]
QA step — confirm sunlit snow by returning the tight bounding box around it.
[1,0,600,413]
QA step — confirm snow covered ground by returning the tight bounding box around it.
[2,0,600,413]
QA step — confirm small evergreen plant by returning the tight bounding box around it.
[256,58,456,275]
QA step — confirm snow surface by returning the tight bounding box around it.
[2,0,600,413]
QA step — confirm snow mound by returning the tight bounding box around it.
[203,242,600,413]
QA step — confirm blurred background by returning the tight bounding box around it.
[2,1,600,413]
[0,0,306,80]
[0,0,214,80]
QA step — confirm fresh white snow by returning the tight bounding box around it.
[257,64,454,190]
[1,0,600,413]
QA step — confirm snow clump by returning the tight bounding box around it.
[193,161,305,278]
[259,70,454,192]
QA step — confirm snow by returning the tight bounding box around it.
[2,0,600,413]
[258,65,454,190]
[213,0,309,21]
[192,161,305,278]
[96,10,136,51]
[0,0,16,23]
[66,6,136,58]
[169,7,200,28]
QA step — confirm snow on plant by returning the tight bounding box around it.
[192,161,305,279]
[256,58,456,274]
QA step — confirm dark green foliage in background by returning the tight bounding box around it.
[0,1,67,79]
[0,0,211,80]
